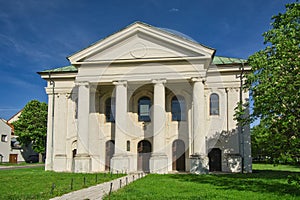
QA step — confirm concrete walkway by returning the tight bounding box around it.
[0,163,44,170]
[51,173,146,200]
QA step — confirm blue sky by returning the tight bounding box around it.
[0,0,292,120]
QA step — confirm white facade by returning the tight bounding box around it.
[39,22,251,174]
[0,119,25,163]
[0,119,12,162]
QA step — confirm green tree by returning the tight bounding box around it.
[12,100,48,155]
[242,2,300,163]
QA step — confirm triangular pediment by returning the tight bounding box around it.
[68,22,215,64]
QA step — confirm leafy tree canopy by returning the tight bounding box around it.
[12,100,48,153]
[243,2,300,163]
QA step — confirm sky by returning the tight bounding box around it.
[0,0,293,120]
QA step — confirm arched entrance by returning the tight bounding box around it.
[208,148,222,172]
[172,139,186,171]
[137,140,151,172]
[71,140,77,172]
[105,140,115,171]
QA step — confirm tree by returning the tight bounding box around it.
[241,2,300,163]
[12,100,48,156]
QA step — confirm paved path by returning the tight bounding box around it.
[51,173,146,200]
[0,163,44,170]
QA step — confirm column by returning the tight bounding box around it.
[111,80,130,172]
[74,81,91,173]
[89,85,100,172]
[150,79,168,174]
[190,77,209,174]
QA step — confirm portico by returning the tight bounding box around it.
[39,22,252,174]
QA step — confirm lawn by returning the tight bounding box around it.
[1,164,299,200]
[0,166,124,200]
[105,164,300,200]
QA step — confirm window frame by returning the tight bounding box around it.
[138,96,151,122]
[1,134,8,142]
[209,93,220,116]
[105,97,115,122]
[171,95,186,121]
[126,140,130,151]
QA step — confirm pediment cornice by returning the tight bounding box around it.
[68,22,215,65]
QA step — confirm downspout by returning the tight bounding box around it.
[239,63,245,173]
[225,88,229,134]
[191,100,194,155]
[48,72,55,170]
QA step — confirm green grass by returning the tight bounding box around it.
[105,164,300,200]
[0,166,124,200]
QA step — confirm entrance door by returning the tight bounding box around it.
[71,141,77,172]
[105,140,115,171]
[137,140,151,172]
[208,148,222,172]
[172,140,186,171]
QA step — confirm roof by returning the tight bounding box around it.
[40,65,78,73]
[39,56,247,73]
[212,56,247,65]
[7,109,23,124]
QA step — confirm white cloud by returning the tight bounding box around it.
[169,8,179,12]
[0,108,20,111]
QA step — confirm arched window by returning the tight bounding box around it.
[171,96,186,121]
[138,96,151,122]
[105,97,115,122]
[127,140,130,151]
[210,93,219,115]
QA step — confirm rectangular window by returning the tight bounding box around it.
[138,97,151,122]
[171,96,186,121]
[105,97,115,122]
[210,94,220,115]
[1,134,8,142]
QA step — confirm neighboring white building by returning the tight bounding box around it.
[7,109,22,124]
[0,119,12,162]
[39,22,251,174]
[0,119,25,163]
[7,110,26,163]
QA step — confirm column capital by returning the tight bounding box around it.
[89,84,98,93]
[191,77,206,84]
[76,81,89,87]
[113,80,127,86]
[152,79,167,85]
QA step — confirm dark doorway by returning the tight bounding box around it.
[105,140,115,171]
[137,140,151,172]
[72,149,77,172]
[172,139,186,171]
[208,148,222,172]
[71,141,77,172]
[72,149,77,158]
